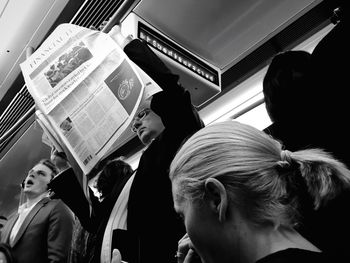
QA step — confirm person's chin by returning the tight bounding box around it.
[139,132,152,145]
[22,188,31,193]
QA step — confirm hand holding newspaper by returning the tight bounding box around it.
[20,23,162,191]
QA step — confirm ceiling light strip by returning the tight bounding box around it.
[138,22,220,86]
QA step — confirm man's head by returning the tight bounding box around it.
[263,50,312,123]
[131,107,164,145]
[22,159,58,198]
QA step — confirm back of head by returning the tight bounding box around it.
[170,120,350,228]
[263,50,312,123]
[96,158,134,198]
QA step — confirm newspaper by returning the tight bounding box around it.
[20,23,162,178]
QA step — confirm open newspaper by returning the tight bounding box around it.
[20,23,161,185]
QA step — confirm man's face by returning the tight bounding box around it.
[131,108,164,145]
[23,163,53,197]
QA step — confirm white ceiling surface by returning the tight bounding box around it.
[133,0,321,72]
[0,0,69,101]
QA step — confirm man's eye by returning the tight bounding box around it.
[139,110,147,118]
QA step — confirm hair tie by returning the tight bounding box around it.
[277,150,292,169]
[281,150,292,163]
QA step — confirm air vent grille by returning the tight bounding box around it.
[71,0,125,29]
[0,86,34,136]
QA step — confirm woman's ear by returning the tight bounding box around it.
[204,178,228,222]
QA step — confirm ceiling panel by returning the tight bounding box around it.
[133,0,321,71]
[0,0,70,101]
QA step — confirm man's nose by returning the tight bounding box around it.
[133,119,142,129]
[134,120,142,130]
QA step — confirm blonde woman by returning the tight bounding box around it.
[169,121,350,263]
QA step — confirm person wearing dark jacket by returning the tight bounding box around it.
[262,8,350,259]
[49,155,134,263]
[51,24,204,263]
[305,4,350,260]
[122,34,204,263]
[263,50,313,152]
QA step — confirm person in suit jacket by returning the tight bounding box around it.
[0,159,74,263]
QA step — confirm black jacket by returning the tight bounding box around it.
[124,39,204,263]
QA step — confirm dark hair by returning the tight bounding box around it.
[263,50,312,123]
[96,158,134,198]
[37,159,58,180]
[0,242,15,263]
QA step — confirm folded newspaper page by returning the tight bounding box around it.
[20,23,162,179]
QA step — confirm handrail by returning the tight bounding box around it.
[101,0,140,33]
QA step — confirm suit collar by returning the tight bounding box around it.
[10,197,50,247]
[0,213,18,243]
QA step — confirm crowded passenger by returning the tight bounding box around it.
[0,159,74,263]
[112,24,204,263]
[262,6,350,258]
[308,3,349,168]
[49,151,135,263]
[263,4,349,166]
[50,23,203,263]
[167,120,350,263]
[263,50,313,151]
[68,217,91,263]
